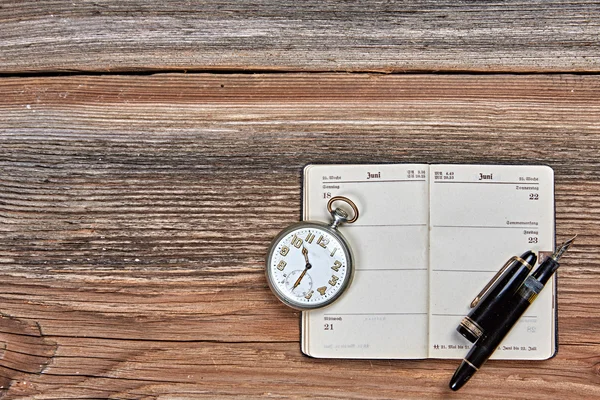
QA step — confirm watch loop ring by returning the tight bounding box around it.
[327,196,359,224]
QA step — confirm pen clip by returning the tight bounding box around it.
[470,256,519,308]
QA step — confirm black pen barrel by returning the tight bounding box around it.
[451,237,576,391]
[476,276,544,365]
[450,275,544,391]
[458,251,536,342]
[532,257,560,285]
[470,252,567,367]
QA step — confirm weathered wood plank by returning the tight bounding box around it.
[0,74,599,398]
[1,1,600,73]
[3,341,598,399]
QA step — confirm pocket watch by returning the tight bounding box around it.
[265,196,359,310]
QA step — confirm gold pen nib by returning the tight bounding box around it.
[551,235,577,262]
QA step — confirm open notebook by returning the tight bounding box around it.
[301,164,555,359]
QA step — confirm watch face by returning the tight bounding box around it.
[266,222,353,310]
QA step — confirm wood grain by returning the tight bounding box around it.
[1,1,600,74]
[0,74,599,398]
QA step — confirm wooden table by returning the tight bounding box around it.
[1,2,599,398]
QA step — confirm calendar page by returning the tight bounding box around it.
[301,164,555,359]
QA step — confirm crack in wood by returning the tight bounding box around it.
[0,314,57,397]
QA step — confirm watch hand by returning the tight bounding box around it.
[292,269,308,289]
[293,249,313,290]
[302,247,310,264]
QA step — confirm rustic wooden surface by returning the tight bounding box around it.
[2,1,600,73]
[1,2,600,399]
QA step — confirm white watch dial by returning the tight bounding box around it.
[267,223,352,309]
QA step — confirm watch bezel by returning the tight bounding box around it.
[265,221,354,310]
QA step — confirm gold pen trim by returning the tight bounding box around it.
[459,316,484,338]
[528,293,538,303]
[470,255,534,308]
[514,256,533,269]
[464,358,479,371]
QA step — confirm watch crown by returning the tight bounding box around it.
[329,208,348,229]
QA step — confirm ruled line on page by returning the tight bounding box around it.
[323,179,427,184]
[347,223,428,228]
[431,314,538,319]
[324,312,428,316]
[432,225,538,229]
[431,269,501,273]
[355,268,427,271]
[433,181,539,185]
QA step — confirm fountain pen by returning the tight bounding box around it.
[449,235,577,391]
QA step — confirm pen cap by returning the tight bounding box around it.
[457,251,537,343]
